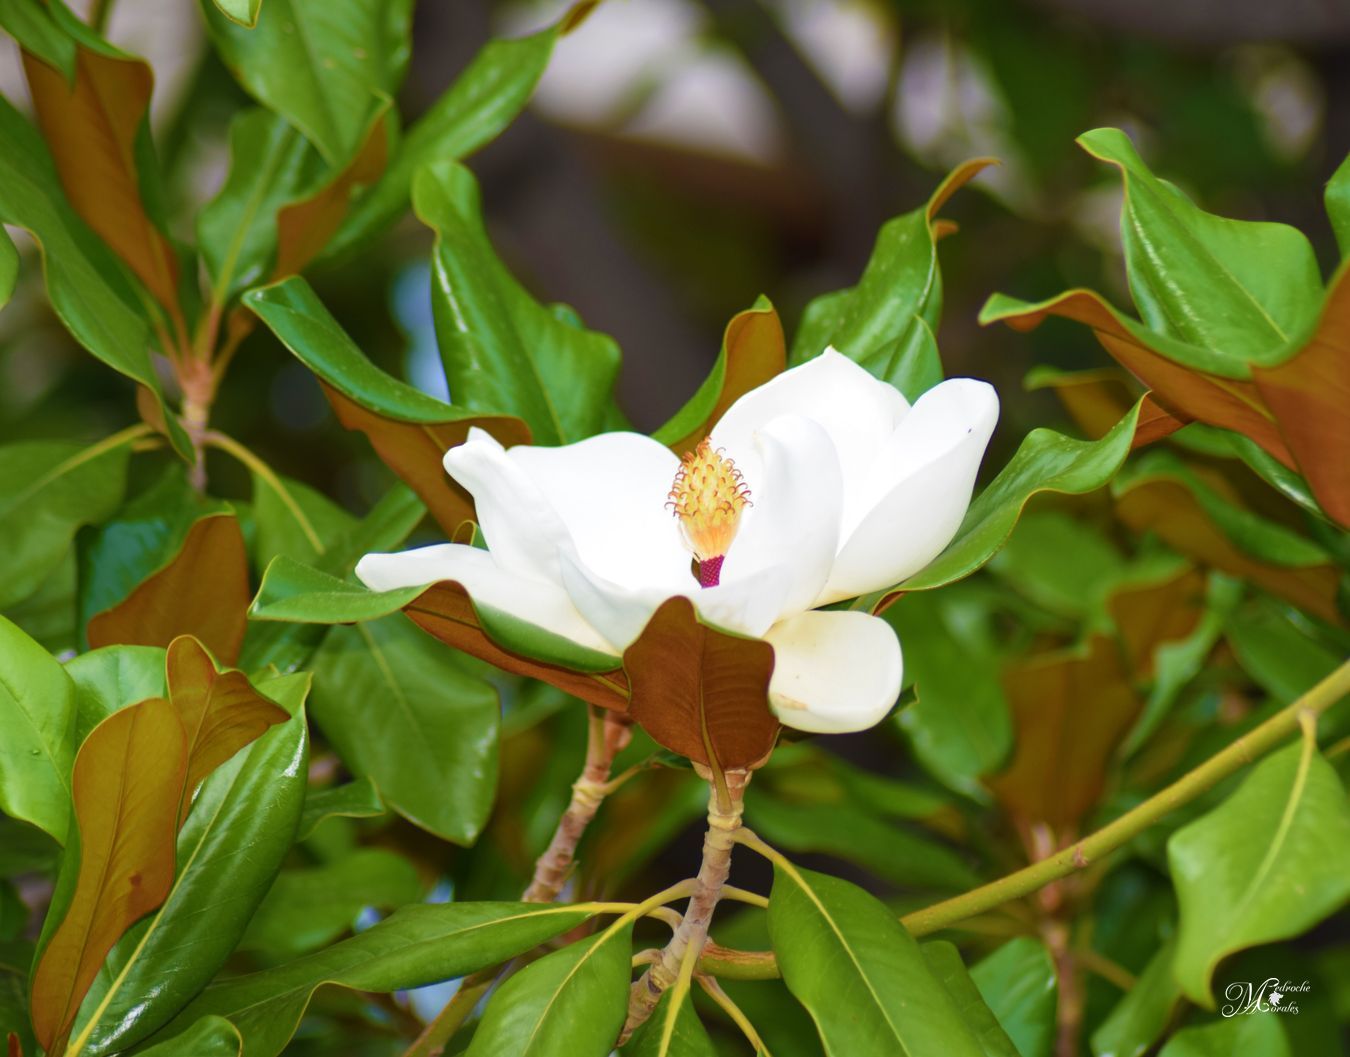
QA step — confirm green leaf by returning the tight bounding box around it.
[69,690,308,1056]
[415,161,621,444]
[790,159,991,400]
[768,863,986,1056]
[64,643,166,745]
[885,588,1010,798]
[0,435,134,610]
[198,109,323,300]
[1328,151,1350,260]
[745,789,978,891]
[624,986,717,1057]
[0,226,16,309]
[988,511,1126,618]
[310,614,499,844]
[328,22,563,260]
[1225,604,1340,704]
[202,0,413,165]
[0,0,76,77]
[249,469,356,569]
[970,937,1057,1057]
[1090,940,1181,1057]
[921,942,1020,1057]
[162,902,599,1057]
[1168,738,1350,1006]
[466,925,634,1057]
[1155,1014,1290,1057]
[242,847,421,957]
[134,1015,242,1056]
[211,0,260,27]
[0,616,75,843]
[0,94,174,412]
[864,400,1144,604]
[1080,127,1322,364]
[298,776,385,839]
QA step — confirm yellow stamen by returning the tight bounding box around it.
[666,440,751,574]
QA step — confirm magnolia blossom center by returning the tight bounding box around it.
[666,439,750,587]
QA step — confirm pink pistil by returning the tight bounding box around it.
[698,555,724,588]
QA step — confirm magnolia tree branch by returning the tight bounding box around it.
[623,769,751,1040]
[524,706,633,903]
[702,658,1350,981]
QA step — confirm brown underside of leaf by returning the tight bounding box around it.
[273,111,390,279]
[320,381,531,536]
[29,697,187,1053]
[987,635,1139,831]
[667,303,786,456]
[1039,370,1185,449]
[1107,566,1206,677]
[86,513,251,664]
[1252,266,1350,528]
[623,596,779,769]
[402,581,628,711]
[165,635,290,826]
[1115,476,1343,625]
[23,47,181,321]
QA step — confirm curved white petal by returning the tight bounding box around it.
[722,414,842,622]
[765,610,903,734]
[443,429,573,582]
[559,551,792,650]
[508,431,691,592]
[710,347,907,501]
[819,378,998,604]
[356,544,615,653]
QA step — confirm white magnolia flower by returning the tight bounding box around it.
[357,349,998,734]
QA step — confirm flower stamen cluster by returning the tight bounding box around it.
[666,439,751,587]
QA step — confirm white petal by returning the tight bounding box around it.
[443,429,573,582]
[722,414,842,621]
[765,610,903,734]
[355,544,615,654]
[559,551,792,650]
[508,431,691,591]
[710,347,907,498]
[819,378,998,604]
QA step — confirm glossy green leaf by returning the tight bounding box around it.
[243,847,421,957]
[0,616,75,843]
[310,614,498,844]
[0,94,170,406]
[415,161,622,444]
[746,789,978,890]
[0,227,16,309]
[0,817,58,877]
[1168,738,1350,1006]
[921,942,1020,1057]
[467,925,633,1057]
[1328,151,1350,260]
[625,986,717,1057]
[0,435,134,610]
[988,511,1125,618]
[64,644,165,745]
[885,588,1010,798]
[768,863,986,1056]
[211,0,260,27]
[328,21,564,259]
[1225,603,1341,705]
[791,159,992,399]
[163,902,598,1057]
[1090,940,1181,1057]
[862,400,1144,605]
[198,109,322,300]
[69,684,308,1056]
[249,469,356,570]
[134,1015,242,1056]
[203,0,413,165]
[298,777,385,839]
[1155,1015,1290,1057]
[1083,127,1322,365]
[0,0,75,76]
[970,937,1056,1057]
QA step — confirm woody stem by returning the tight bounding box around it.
[622,769,750,1040]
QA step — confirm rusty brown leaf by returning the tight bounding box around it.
[29,697,187,1054]
[86,513,251,664]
